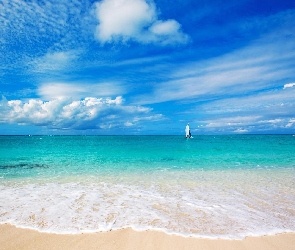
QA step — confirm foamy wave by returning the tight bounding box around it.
[0,169,295,239]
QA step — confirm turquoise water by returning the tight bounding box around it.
[1,135,294,177]
[0,135,295,238]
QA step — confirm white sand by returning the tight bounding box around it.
[1,224,295,250]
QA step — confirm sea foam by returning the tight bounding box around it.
[1,169,295,239]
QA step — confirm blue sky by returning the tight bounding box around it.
[0,0,294,135]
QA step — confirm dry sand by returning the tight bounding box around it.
[1,224,295,250]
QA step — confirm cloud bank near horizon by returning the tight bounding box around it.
[0,96,163,131]
[193,86,295,134]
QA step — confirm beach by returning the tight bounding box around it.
[1,224,295,250]
[2,0,295,247]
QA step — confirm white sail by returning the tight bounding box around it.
[185,124,190,138]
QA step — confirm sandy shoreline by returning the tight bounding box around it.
[1,224,295,250]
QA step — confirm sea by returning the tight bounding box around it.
[0,135,294,239]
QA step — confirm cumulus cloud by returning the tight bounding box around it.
[95,0,155,41]
[0,96,162,131]
[149,20,180,35]
[94,0,188,44]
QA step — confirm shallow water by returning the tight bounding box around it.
[0,135,295,239]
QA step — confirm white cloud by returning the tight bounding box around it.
[191,87,295,133]
[286,119,295,128]
[31,51,80,73]
[204,116,260,128]
[94,0,188,44]
[283,83,295,89]
[95,0,155,42]
[234,128,248,133]
[124,121,134,127]
[38,82,125,100]
[149,20,180,35]
[0,96,161,131]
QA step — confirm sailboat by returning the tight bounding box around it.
[185,123,192,138]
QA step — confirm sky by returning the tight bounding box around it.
[0,0,295,135]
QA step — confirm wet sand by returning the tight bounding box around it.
[1,224,295,250]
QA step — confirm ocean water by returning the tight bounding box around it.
[0,135,295,239]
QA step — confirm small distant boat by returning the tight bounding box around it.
[185,123,192,138]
